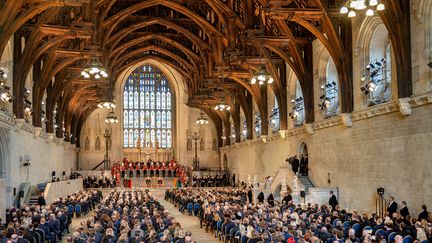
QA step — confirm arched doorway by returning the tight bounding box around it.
[299,142,308,157]
[298,142,309,176]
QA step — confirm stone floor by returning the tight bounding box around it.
[65,184,219,242]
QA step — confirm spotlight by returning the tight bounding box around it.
[367,82,377,92]
[375,60,383,67]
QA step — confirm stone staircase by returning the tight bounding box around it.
[28,183,47,206]
[298,175,314,194]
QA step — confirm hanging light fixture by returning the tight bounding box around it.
[97,99,116,109]
[81,1,108,80]
[196,110,209,125]
[251,68,274,85]
[105,109,119,123]
[214,104,231,111]
[340,0,385,17]
[81,56,108,79]
[249,0,274,85]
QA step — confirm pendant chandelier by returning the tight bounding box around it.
[81,2,108,80]
[196,111,209,125]
[97,81,115,108]
[340,0,385,17]
[105,109,119,123]
[81,55,108,79]
[214,104,231,111]
[249,1,274,85]
[251,68,274,85]
[97,100,116,109]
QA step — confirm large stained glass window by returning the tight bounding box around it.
[123,65,173,148]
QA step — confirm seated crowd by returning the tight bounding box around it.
[165,188,432,243]
[69,189,195,243]
[1,190,102,243]
[191,174,230,187]
[83,175,115,189]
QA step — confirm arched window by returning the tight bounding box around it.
[362,24,392,106]
[320,58,340,118]
[123,64,174,148]
[290,80,305,127]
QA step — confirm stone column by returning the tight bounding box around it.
[0,179,6,222]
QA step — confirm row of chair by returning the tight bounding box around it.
[186,202,201,216]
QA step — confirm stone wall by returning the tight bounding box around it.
[0,115,77,211]
[222,100,432,215]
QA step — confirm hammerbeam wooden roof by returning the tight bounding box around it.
[0,0,412,146]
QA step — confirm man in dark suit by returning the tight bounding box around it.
[37,192,46,206]
[247,187,253,204]
[299,155,305,175]
[399,201,410,218]
[282,193,293,204]
[267,193,275,207]
[292,156,300,174]
[387,196,397,216]
[257,191,265,204]
[418,205,430,221]
[329,190,338,210]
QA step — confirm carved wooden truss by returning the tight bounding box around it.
[0,0,411,146]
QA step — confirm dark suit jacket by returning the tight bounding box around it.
[283,194,293,203]
[329,194,338,208]
[387,201,397,215]
[257,192,264,203]
[400,206,410,218]
[418,210,429,221]
[37,196,46,206]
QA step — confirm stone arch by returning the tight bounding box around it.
[115,59,186,159]
[0,38,13,112]
[287,68,305,127]
[417,0,432,89]
[316,44,340,118]
[0,127,11,212]
[356,17,396,106]
[298,142,308,158]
